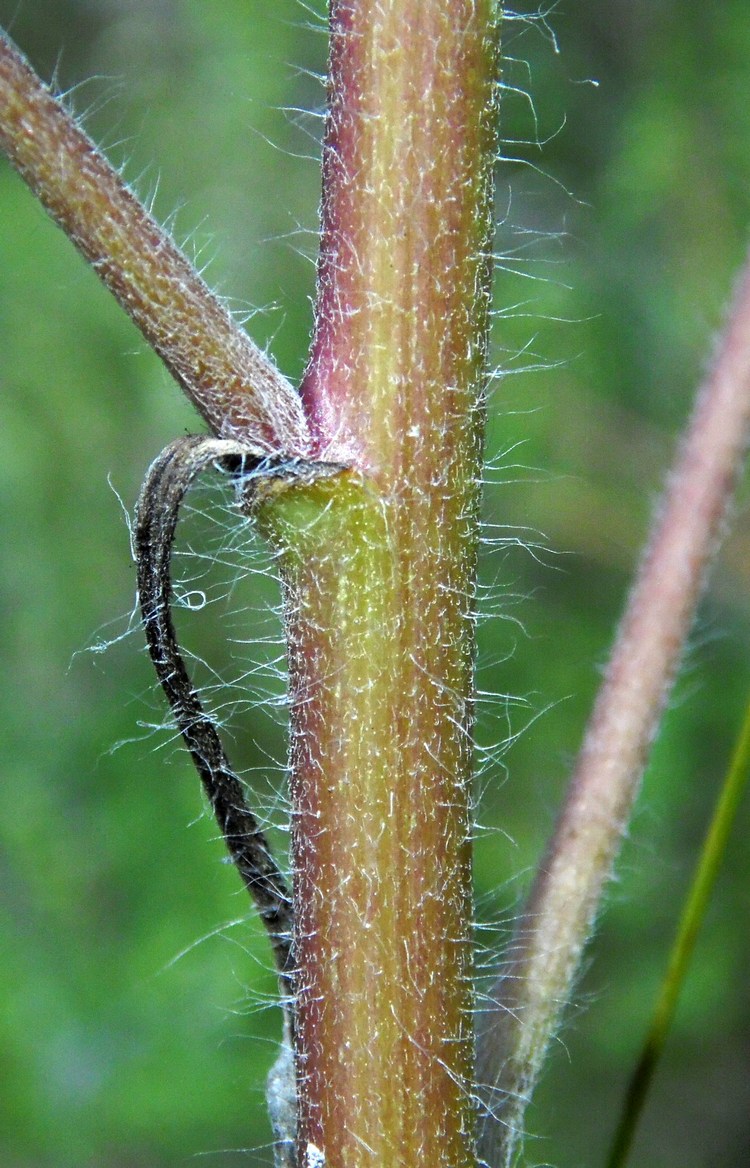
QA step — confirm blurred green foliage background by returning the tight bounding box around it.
[1,2,749,1165]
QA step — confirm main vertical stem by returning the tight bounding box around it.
[259,3,498,1165]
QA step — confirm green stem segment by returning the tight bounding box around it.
[259,457,476,1167]
[259,3,498,1165]
[605,697,750,1168]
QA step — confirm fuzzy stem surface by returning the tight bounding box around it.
[0,30,309,454]
[476,250,750,1166]
[259,2,498,1164]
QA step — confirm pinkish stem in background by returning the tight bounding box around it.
[476,249,750,1167]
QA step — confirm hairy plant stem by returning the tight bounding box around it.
[255,3,499,1165]
[4,7,750,1168]
[0,7,499,1165]
[476,249,750,1167]
[0,30,309,453]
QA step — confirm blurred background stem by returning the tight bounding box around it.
[477,249,750,1166]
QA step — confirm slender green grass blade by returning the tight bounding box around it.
[605,696,750,1168]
